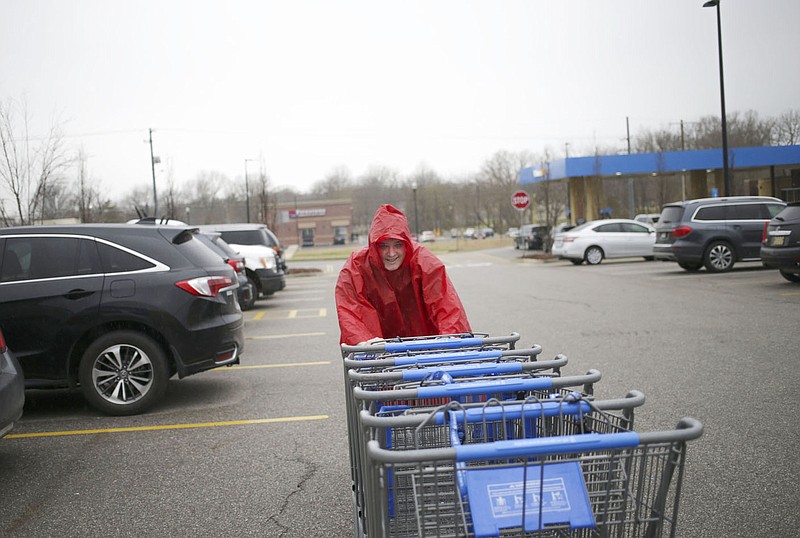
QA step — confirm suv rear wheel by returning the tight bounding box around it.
[704,241,735,272]
[79,331,169,416]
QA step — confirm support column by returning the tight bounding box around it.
[585,175,601,220]
[688,170,708,200]
[569,177,587,223]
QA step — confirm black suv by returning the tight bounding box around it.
[761,202,800,283]
[653,196,786,272]
[514,224,548,250]
[0,224,244,415]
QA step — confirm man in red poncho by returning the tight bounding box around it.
[335,204,472,345]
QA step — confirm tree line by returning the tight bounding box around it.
[2,96,798,238]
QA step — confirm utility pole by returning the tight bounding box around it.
[149,128,159,218]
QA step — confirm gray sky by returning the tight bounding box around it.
[3,0,799,201]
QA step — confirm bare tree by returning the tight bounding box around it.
[311,166,353,199]
[775,109,800,145]
[254,168,276,228]
[477,150,537,232]
[0,98,71,226]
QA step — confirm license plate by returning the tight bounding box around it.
[771,236,785,247]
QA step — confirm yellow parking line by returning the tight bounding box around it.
[221,361,330,370]
[245,308,327,320]
[4,415,329,439]
[247,332,326,340]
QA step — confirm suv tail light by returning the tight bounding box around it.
[176,276,234,297]
[561,236,576,243]
[226,259,245,273]
[0,328,6,353]
[672,226,693,238]
[762,222,769,244]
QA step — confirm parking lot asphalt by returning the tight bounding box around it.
[1,248,798,537]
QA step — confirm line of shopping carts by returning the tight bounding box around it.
[341,332,703,537]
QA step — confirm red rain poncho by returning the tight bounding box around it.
[335,204,471,345]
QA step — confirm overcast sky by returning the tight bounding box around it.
[3,0,799,202]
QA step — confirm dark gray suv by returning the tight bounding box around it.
[653,196,786,272]
[0,224,245,415]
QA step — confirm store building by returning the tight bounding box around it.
[273,199,353,247]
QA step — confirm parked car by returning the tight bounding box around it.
[197,232,256,310]
[199,224,286,298]
[551,219,656,265]
[514,224,548,250]
[760,201,800,283]
[653,196,786,272]
[481,227,495,238]
[463,227,478,239]
[0,224,245,415]
[0,327,24,439]
[634,213,661,225]
[200,223,287,272]
[419,230,435,243]
[506,227,520,238]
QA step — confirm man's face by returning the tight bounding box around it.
[378,239,405,271]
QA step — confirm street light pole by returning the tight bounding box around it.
[703,0,731,197]
[244,159,257,223]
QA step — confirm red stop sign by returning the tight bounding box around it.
[511,190,530,210]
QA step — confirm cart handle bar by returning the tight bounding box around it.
[365,417,703,463]
[347,354,564,383]
[352,369,601,401]
[360,390,645,428]
[343,345,542,369]
[341,332,520,354]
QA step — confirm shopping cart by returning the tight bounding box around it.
[363,411,703,537]
[348,364,599,535]
[343,333,560,536]
[358,390,647,537]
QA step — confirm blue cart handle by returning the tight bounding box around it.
[454,432,642,461]
[365,417,703,464]
[343,345,543,370]
[341,332,520,355]
[352,369,601,401]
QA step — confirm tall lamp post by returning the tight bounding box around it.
[703,0,731,197]
[244,159,257,223]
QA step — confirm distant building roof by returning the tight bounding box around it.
[520,144,800,183]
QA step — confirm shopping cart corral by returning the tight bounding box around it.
[340,332,703,537]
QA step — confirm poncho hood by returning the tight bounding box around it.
[367,204,414,270]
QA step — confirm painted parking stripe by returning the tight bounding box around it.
[220,361,330,370]
[4,415,329,439]
[248,308,327,321]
